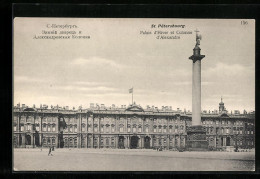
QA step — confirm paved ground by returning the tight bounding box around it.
[13,148,255,171]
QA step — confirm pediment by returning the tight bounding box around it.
[125,105,144,112]
[219,113,229,118]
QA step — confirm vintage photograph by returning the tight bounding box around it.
[13,18,255,171]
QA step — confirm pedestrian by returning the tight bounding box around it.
[48,146,52,156]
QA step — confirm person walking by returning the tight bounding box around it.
[48,146,52,156]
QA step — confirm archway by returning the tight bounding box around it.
[130,136,139,149]
[19,134,22,146]
[35,132,40,146]
[226,137,230,146]
[25,135,31,145]
[144,136,151,149]
[118,136,125,149]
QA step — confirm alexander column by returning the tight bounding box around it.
[186,29,208,151]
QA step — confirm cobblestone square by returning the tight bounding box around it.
[13,148,255,171]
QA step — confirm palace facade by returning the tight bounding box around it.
[13,100,255,150]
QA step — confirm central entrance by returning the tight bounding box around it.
[130,136,139,149]
[144,136,151,149]
[118,136,125,149]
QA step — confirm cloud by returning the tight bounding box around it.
[72,57,123,69]
[14,76,42,83]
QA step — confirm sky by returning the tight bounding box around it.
[13,18,255,112]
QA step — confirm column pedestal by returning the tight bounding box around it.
[186,125,208,151]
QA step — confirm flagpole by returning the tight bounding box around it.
[132,87,133,105]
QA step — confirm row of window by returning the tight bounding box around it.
[202,120,244,125]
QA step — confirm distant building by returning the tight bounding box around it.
[13,99,255,149]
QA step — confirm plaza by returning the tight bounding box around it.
[13,148,255,171]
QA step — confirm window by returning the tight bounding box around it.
[111,125,115,132]
[94,126,98,132]
[47,125,51,132]
[106,138,109,145]
[106,125,110,133]
[175,120,177,124]
[138,126,142,133]
[69,125,73,132]
[52,124,56,132]
[111,138,114,145]
[52,138,55,145]
[251,131,254,134]
[74,125,77,132]
[226,128,229,134]
[100,125,104,132]
[158,119,161,123]
[47,138,51,145]
[203,121,206,125]
[221,128,224,134]
[133,126,136,133]
[216,120,219,125]
[153,126,157,133]
[210,121,213,125]
[169,126,172,133]
[94,118,98,123]
[127,125,131,132]
[43,124,46,131]
[14,124,17,131]
[139,118,142,123]
[119,125,123,132]
[158,126,162,133]
[81,124,86,132]
[36,124,40,131]
[88,118,92,122]
[74,118,77,123]
[52,118,56,122]
[163,126,167,133]
[145,126,149,133]
[88,125,92,132]
[101,118,104,122]
[222,121,225,125]
[27,124,31,131]
[48,118,51,122]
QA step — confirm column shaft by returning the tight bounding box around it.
[192,60,201,126]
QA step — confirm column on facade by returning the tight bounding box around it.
[115,136,118,148]
[150,135,153,148]
[33,134,36,147]
[98,135,100,148]
[138,136,141,148]
[124,116,127,132]
[91,135,94,148]
[166,135,169,150]
[22,134,25,147]
[86,134,88,148]
[141,136,144,148]
[124,136,127,148]
[172,135,175,148]
[78,114,81,148]
[17,114,20,145]
[127,136,130,148]
[183,136,186,147]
